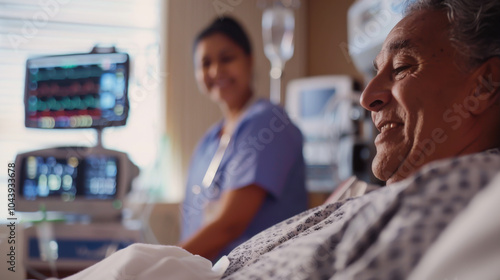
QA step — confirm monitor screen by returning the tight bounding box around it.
[15,147,138,218]
[300,88,336,119]
[20,155,119,201]
[24,52,130,129]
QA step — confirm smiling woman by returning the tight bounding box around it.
[178,17,307,261]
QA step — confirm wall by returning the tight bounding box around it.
[307,0,362,81]
[306,0,365,206]
[163,0,307,199]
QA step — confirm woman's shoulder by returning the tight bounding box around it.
[196,120,223,148]
[242,99,290,127]
[234,99,302,146]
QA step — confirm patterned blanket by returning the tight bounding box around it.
[222,149,500,279]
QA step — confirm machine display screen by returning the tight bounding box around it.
[300,88,336,119]
[20,155,119,201]
[24,53,129,129]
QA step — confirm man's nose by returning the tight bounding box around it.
[360,74,392,112]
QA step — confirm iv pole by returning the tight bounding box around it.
[261,0,298,105]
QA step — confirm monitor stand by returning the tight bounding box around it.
[96,128,103,149]
[17,126,142,278]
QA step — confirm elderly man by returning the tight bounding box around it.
[61,0,500,279]
[362,0,500,184]
[221,0,500,279]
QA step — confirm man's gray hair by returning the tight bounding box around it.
[405,0,500,67]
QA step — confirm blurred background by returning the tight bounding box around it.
[0,0,363,206]
[0,0,407,278]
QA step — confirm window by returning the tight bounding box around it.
[0,0,166,219]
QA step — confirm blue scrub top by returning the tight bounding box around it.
[181,99,307,257]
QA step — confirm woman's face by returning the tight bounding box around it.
[194,33,253,109]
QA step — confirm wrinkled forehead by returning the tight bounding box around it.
[376,9,450,65]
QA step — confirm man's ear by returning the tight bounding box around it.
[467,56,500,115]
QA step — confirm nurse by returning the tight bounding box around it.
[179,17,307,260]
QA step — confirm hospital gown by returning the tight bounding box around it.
[222,149,500,279]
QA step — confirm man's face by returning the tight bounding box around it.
[360,10,475,184]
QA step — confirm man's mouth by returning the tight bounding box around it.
[374,121,404,144]
[379,122,400,133]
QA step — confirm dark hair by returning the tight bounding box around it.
[405,0,500,68]
[193,16,252,55]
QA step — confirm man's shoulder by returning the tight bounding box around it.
[393,148,500,194]
[421,148,500,175]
